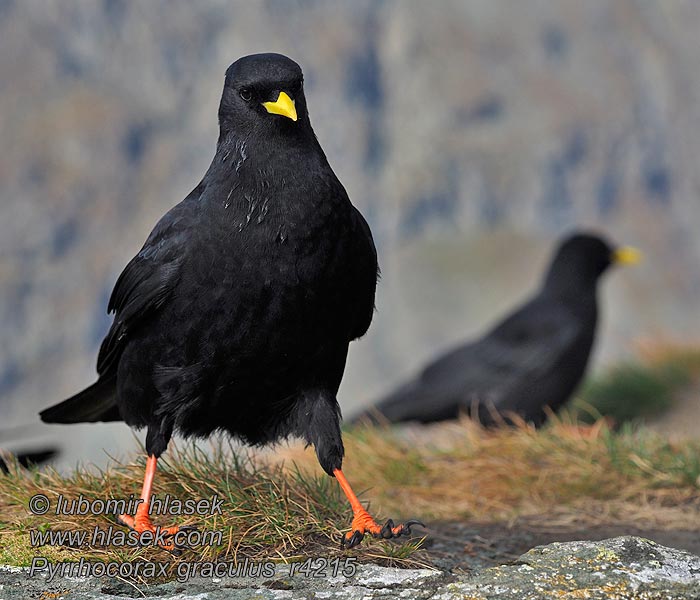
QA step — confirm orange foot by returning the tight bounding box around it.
[341,507,424,549]
[117,512,195,555]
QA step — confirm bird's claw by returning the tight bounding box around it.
[341,529,365,549]
[116,513,196,554]
[393,519,425,537]
[163,524,198,555]
[376,518,425,539]
[379,518,396,538]
[174,524,198,534]
[340,516,425,549]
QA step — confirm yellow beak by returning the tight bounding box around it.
[262,91,297,122]
[612,246,642,265]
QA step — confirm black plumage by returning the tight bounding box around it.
[0,425,59,473]
[0,448,58,474]
[40,53,418,549]
[354,233,639,428]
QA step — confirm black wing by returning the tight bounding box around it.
[42,193,201,424]
[363,296,582,423]
[348,205,379,341]
[96,201,194,376]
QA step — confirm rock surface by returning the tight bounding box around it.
[1,536,699,599]
[448,536,700,600]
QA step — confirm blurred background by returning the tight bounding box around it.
[1,0,698,468]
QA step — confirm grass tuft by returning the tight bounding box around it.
[0,437,425,575]
[571,345,700,425]
[2,413,700,577]
[279,416,700,529]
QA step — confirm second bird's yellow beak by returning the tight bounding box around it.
[262,91,297,122]
[612,246,642,265]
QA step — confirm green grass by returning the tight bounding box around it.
[0,439,427,575]
[602,422,700,488]
[279,417,700,530]
[571,346,700,425]
[2,409,700,579]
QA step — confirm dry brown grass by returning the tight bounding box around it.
[2,416,699,576]
[270,416,700,531]
[0,440,427,572]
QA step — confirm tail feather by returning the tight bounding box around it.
[40,376,121,424]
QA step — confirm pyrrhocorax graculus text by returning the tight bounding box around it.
[40,53,421,551]
[354,232,640,428]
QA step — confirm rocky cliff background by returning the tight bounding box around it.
[1,0,698,466]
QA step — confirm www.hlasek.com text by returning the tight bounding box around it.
[30,525,222,548]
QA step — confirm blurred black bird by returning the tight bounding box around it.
[0,449,58,474]
[354,232,640,428]
[0,425,59,473]
[40,53,420,550]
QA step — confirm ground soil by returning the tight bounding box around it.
[423,519,700,572]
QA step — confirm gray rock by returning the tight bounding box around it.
[0,561,446,600]
[444,536,700,600]
[2,537,699,599]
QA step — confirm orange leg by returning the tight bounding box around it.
[334,468,423,548]
[117,455,193,554]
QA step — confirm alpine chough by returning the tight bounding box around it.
[0,448,58,474]
[0,425,59,473]
[40,53,420,550]
[354,232,640,428]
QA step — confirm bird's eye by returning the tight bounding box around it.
[239,88,252,102]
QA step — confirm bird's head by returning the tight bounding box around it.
[218,53,309,140]
[544,231,641,293]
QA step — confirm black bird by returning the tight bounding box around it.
[0,448,58,474]
[354,233,640,428]
[40,53,419,550]
[0,425,59,473]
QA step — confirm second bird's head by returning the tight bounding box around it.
[218,53,310,139]
[544,232,641,293]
